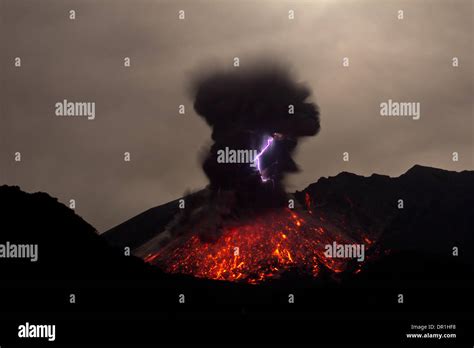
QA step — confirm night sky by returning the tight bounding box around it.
[2,0,472,232]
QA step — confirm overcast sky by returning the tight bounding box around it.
[1,0,472,232]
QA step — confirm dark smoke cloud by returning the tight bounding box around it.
[192,63,320,139]
[193,62,320,195]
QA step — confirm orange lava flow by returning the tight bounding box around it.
[144,208,370,284]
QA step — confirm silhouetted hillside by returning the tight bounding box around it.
[0,186,158,281]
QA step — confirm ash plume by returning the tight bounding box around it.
[194,62,319,204]
[165,62,321,243]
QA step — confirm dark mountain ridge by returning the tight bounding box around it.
[1,165,472,288]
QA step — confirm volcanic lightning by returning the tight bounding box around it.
[254,136,274,182]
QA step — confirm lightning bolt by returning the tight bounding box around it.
[254,136,274,182]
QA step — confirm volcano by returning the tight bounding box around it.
[102,64,473,285]
[103,165,474,284]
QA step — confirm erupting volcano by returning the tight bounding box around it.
[144,204,375,284]
[135,62,376,283]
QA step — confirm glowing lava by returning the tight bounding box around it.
[144,207,374,284]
